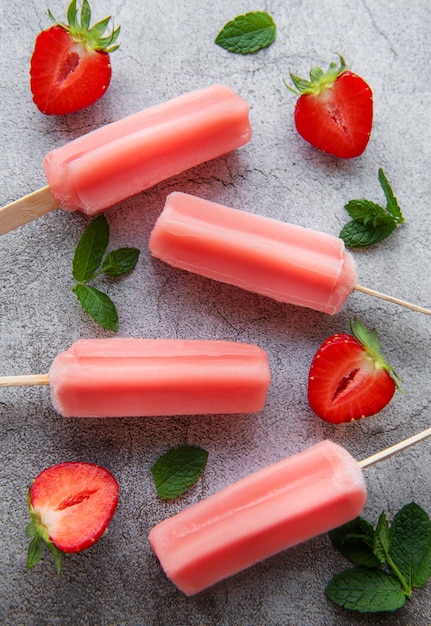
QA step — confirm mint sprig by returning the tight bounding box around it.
[326,502,431,613]
[72,215,140,332]
[339,169,404,248]
[151,446,208,500]
[215,12,276,54]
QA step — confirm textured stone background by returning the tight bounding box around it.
[0,1,430,624]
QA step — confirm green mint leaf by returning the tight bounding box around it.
[329,517,381,567]
[72,283,119,332]
[344,199,387,224]
[374,511,392,564]
[101,247,140,277]
[340,218,397,248]
[26,536,43,569]
[378,168,404,223]
[215,12,276,54]
[326,567,406,613]
[340,169,404,248]
[72,215,109,282]
[390,502,431,588]
[151,445,208,500]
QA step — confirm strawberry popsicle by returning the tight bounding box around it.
[0,338,270,418]
[148,440,367,595]
[149,426,431,595]
[0,85,252,234]
[149,192,357,315]
[149,192,431,316]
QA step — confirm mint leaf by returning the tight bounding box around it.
[390,502,431,588]
[101,247,140,277]
[72,215,109,281]
[344,199,387,224]
[374,511,392,564]
[340,218,397,247]
[378,168,404,222]
[339,170,404,248]
[329,517,381,567]
[215,12,276,54]
[71,217,140,331]
[72,283,119,332]
[326,567,406,613]
[151,446,208,500]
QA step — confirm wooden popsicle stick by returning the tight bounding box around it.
[0,374,50,388]
[0,186,58,236]
[355,284,431,316]
[359,426,431,469]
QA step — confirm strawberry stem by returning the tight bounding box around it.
[48,0,120,53]
[285,54,348,96]
[350,317,402,389]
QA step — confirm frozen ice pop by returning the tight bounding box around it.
[0,338,270,418]
[149,192,431,315]
[148,427,431,595]
[0,85,252,235]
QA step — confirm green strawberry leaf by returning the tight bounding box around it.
[151,446,208,500]
[45,540,64,575]
[389,502,431,588]
[101,247,140,277]
[72,215,109,282]
[26,536,44,569]
[326,567,406,613]
[72,283,119,332]
[328,517,381,567]
[25,520,38,538]
[215,12,276,54]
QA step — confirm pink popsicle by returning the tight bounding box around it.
[149,192,357,315]
[2,338,270,418]
[44,85,251,215]
[0,85,252,234]
[148,440,367,595]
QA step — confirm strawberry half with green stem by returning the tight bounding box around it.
[26,462,119,573]
[286,55,373,158]
[30,0,120,115]
[308,318,401,423]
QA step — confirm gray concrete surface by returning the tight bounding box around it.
[1,0,430,624]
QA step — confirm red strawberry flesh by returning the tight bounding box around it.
[308,333,396,423]
[30,26,111,115]
[294,71,373,159]
[29,461,119,553]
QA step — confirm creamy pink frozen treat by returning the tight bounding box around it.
[149,192,358,315]
[43,85,252,215]
[148,440,367,595]
[48,338,270,418]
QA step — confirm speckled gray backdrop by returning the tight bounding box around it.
[0,1,430,624]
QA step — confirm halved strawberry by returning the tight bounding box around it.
[26,462,119,573]
[286,55,373,158]
[30,0,120,115]
[308,318,401,423]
